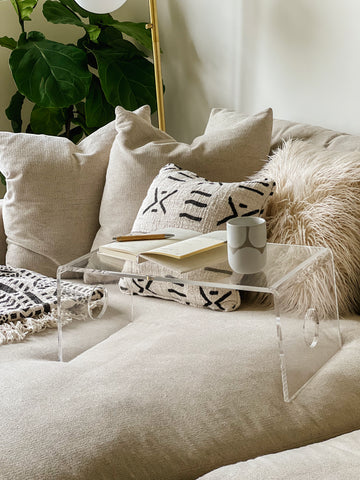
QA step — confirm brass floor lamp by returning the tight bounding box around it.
[74,0,166,131]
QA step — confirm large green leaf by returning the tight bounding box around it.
[5,90,25,132]
[10,0,38,21]
[83,24,101,42]
[106,21,153,52]
[30,104,66,135]
[43,0,84,27]
[93,49,157,111]
[85,75,115,128]
[9,31,92,108]
[43,1,101,41]
[97,28,143,58]
[0,36,17,50]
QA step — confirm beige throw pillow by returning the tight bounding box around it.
[252,139,360,315]
[91,106,273,250]
[0,120,121,277]
[119,163,275,311]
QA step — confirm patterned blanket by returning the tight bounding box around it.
[0,265,102,345]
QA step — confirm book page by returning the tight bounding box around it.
[98,228,200,259]
[142,244,228,273]
[146,230,227,259]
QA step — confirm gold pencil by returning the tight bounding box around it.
[112,233,174,242]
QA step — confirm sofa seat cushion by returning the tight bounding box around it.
[197,429,360,480]
[0,289,360,480]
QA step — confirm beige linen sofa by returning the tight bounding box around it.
[1,111,360,480]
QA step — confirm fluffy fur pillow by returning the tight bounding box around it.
[252,139,360,315]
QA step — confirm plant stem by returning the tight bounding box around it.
[14,0,25,33]
[65,106,74,138]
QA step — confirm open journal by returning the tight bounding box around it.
[97,228,228,273]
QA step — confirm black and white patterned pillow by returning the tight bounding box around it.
[121,164,275,311]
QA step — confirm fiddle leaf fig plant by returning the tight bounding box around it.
[0,0,158,142]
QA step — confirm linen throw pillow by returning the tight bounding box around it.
[0,106,150,277]
[120,164,276,311]
[91,105,273,250]
[251,139,360,315]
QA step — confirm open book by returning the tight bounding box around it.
[97,228,228,273]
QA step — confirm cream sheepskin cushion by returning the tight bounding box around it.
[252,139,360,315]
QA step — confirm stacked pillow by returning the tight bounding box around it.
[119,163,275,311]
[0,105,273,280]
[89,105,275,311]
[91,105,274,249]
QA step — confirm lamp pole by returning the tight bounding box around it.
[146,0,165,131]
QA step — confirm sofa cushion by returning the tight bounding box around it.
[119,163,275,311]
[271,117,360,153]
[91,105,273,249]
[251,139,360,315]
[0,291,360,480]
[197,430,360,480]
[205,108,360,154]
[0,120,121,277]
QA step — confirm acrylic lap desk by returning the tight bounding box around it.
[57,243,342,402]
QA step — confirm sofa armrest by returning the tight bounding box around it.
[0,200,6,264]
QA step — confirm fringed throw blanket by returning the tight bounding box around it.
[0,265,102,345]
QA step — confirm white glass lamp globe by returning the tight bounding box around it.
[74,0,127,14]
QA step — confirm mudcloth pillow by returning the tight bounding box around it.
[120,164,275,311]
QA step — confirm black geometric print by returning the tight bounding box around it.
[122,276,240,312]
[199,287,235,311]
[168,176,187,182]
[185,199,208,208]
[238,184,265,195]
[191,190,212,197]
[179,212,202,222]
[132,278,156,295]
[0,265,103,325]
[168,288,187,298]
[216,196,238,225]
[142,187,178,215]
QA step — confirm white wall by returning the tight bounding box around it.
[158,0,360,141]
[1,0,360,143]
[239,0,360,137]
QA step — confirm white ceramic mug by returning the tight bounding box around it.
[227,217,267,274]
